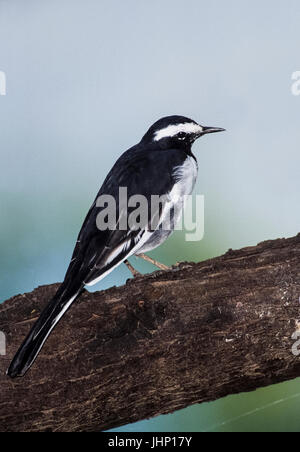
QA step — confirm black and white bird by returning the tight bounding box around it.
[7,115,225,378]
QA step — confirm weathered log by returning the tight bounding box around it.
[1,234,300,432]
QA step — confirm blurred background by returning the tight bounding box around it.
[1,0,300,432]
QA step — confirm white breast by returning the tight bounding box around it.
[163,155,198,229]
[134,156,198,255]
[170,155,198,202]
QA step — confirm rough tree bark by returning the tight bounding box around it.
[1,235,300,432]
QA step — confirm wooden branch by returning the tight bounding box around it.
[1,235,300,432]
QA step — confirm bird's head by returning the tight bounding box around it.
[142,115,225,150]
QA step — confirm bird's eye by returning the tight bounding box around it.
[178,132,186,140]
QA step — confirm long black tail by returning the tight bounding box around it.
[7,284,83,378]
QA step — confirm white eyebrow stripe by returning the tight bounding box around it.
[154,122,203,141]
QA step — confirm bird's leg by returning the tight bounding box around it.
[137,253,169,271]
[124,259,141,277]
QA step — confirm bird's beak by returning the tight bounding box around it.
[201,126,226,136]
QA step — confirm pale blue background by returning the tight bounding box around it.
[1,0,300,432]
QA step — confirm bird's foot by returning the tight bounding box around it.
[124,259,141,277]
[137,253,169,271]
